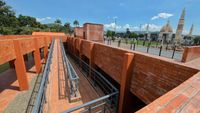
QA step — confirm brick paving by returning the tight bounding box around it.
[44,39,99,113]
[0,60,37,113]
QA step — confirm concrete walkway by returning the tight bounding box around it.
[105,41,183,61]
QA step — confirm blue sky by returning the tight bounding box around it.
[6,0,200,35]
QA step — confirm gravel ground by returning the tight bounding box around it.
[3,75,38,113]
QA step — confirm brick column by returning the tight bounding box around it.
[89,43,95,77]
[181,47,189,62]
[118,53,134,113]
[44,37,48,62]
[33,38,42,74]
[13,40,29,90]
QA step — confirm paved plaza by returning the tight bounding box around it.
[105,41,183,61]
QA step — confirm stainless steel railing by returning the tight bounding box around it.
[60,39,79,102]
[60,41,119,113]
[32,38,55,113]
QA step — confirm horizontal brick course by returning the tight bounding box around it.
[182,46,200,62]
[68,37,199,110]
[0,40,16,65]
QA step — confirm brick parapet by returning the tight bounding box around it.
[182,46,200,62]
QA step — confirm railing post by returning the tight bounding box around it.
[130,43,132,50]
[147,41,151,53]
[89,43,95,77]
[159,46,162,56]
[172,45,176,59]
[118,53,134,113]
[166,42,169,50]
[88,106,91,113]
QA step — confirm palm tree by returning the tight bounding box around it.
[64,22,71,33]
[73,20,79,27]
[54,19,62,25]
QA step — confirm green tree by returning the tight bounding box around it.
[130,32,138,39]
[138,34,144,38]
[126,28,131,38]
[64,22,71,33]
[18,15,38,27]
[54,19,62,25]
[73,20,79,27]
[193,37,200,45]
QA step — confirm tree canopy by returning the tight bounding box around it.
[0,0,73,35]
[73,20,79,27]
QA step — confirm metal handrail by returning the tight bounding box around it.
[61,44,119,113]
[32,39,55,113]
[60,39,79,100]
[60,39,79,80]
[61,92,118,113]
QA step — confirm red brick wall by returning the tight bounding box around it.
[32,32,65,36]
[0,35,52,65]
[182,46,200,62]
[0,40,16,64]
[68,37,199,105]
[74,27,83,37]
[81,40,92,58]
[137,72,200,113]
[131,53,198,104]
[19,38,35,55]
[83,23,104,43]
[36,37,45,48]
[93,43,126,83]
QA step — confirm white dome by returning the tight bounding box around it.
[160,21,173,33]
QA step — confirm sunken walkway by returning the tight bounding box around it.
[43,39,99,113]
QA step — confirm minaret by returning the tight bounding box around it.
[188,24,193,36]
[175,8,186,45]
[146,24,150,40]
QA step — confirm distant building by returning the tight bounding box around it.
[74,23,104,43]
[74,27,84,37]
[159,20,173,45]
[175,8,186,45]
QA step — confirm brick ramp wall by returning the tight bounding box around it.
[136,72,200,113]
[182,46,200,62]
[131,53,198,104]
[67,37,199,111]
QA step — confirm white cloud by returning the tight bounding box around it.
[104,23,161,32]
[36,17,52,22]
[104,23,122,30]
[151,13,173,20]
[142,24,162,31]
[132,26,140,30]
[123,24,131,29]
